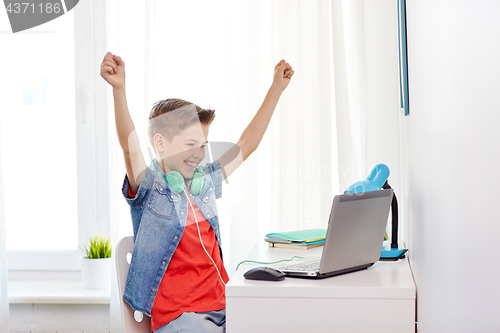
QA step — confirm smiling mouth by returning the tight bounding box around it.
[184,161,197,169]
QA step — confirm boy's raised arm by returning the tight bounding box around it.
[100,52,147,192]
[219,60,294,180]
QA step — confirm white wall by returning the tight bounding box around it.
[405,0,500,332]
[10,304,109,332]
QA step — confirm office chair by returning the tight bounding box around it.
[115,236,151,333]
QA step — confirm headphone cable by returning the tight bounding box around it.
[184,189,226,286]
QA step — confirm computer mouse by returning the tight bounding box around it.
[244,266,285,281]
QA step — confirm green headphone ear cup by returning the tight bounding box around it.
[190,168,205,195]
[165,171,185,193]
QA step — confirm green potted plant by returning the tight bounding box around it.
[80,234,112,289]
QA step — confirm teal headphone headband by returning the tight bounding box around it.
[151,159,205,195]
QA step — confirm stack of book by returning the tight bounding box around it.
[265,228,327,250]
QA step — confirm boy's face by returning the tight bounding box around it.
[157,122,209,178]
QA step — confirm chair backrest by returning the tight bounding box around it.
[116,236,151,333]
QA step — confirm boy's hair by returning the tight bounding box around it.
[147,98,215,149]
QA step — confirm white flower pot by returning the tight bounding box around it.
[80,257,112,289]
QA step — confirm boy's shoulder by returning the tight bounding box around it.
[200,160,223,199]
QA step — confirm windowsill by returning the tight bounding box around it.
[8,271,110,305]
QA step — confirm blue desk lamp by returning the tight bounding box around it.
[345,164,407,261]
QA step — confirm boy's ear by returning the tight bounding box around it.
[154,133,165,153]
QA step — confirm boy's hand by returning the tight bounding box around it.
[100,52,126,90]
[272,60,294,91]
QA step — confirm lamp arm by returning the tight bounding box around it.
[382,181,399,249]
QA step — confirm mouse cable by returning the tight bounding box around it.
[235,256,305,272]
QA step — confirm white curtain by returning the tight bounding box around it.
[106,0,401,331]
[331,0,401,192]
[331,0,367,187]
[331,0,402,228]
[224,0,336,274]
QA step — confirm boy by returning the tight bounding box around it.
[100,52,293,332]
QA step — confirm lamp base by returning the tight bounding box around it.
[380,248,408,261]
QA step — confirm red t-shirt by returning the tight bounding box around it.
[130,187,228,331]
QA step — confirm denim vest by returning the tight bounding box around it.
[121,159,223,316]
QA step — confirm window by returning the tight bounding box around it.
[1,9,78,252]
[1,1,110,271]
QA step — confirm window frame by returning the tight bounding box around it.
[7,0,110,272]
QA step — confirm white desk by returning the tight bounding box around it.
[226,241,416,333]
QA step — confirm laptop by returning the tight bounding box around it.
[279,189,393,279]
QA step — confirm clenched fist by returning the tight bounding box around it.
[100,52,126,90]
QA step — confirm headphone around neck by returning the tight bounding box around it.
[151,159,205,195]
[149,158,226,286]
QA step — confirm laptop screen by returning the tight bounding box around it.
[319,189,393,275]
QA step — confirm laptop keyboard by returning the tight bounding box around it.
[282,260,320,272]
